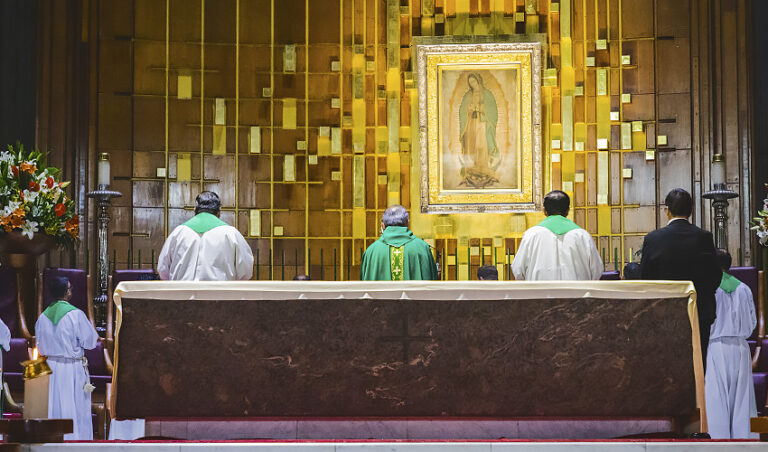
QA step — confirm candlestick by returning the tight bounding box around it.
[711,154,725,190]
[703,154,738,249]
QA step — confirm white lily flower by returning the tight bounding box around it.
[0,151,12,163]
[2,200,21,216]
[23,189,39,203]
[21,220,38,239]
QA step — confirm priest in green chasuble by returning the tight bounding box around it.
[361,205,438,281]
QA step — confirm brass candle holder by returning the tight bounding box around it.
[21,355,52,380]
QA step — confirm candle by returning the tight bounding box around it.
[22,348,51,419]
[98,152,111,187]
[711,155,725,187]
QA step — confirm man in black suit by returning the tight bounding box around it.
[640,188,722,367]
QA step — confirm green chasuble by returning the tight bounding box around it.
[537,215,581,235]
[360,226,438,281]
[43,300,78,325]
[183,212,228,234]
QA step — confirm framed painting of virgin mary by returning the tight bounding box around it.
[416,42,542,213]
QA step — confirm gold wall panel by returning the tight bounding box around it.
[100,0,687,279]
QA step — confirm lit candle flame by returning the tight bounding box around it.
[32,347,38,360]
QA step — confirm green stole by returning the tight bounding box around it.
[183,212,228,234]
[537,215,581,235]
[719,272,741,294]
[43,300,78,325]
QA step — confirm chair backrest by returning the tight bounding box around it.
[754,372,768,415]
[0,267,18,336]
[600,271,621,280]
[112,269,159,289]
[85,341,108,376]
[3,338,29,374]
[42,268,88,313]
[728,266,758,301]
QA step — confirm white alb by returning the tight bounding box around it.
[158,223,254,281]
[511,225,603,281]
[705,281,758,439]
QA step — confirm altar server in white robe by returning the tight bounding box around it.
[705,249,758,439]
[512,190,603,281]
[158,191,254,281]
[35,276,99,440]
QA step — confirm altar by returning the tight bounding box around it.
[111,281,704,440]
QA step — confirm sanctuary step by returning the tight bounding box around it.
[144,417,677,440]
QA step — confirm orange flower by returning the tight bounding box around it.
[19,162,37,174]
[1,208,25,232]
[45,177,54,189]
[65,215,79,237]
[10,166,18,178]
[54,203,66,217]
[28,181,40,191]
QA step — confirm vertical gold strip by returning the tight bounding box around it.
[235,0,240,229]
[269,0,275,275]
[305,0,310,274]
[386,0,400,205]
[200,0,205,193]
[339,0,344,279]
[164,0,170,236]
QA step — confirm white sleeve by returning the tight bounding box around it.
[233,231,254,281]
[0,318,11,352]
[511,232,530,280]
[739,284,757,339]
[157,229,176,280]
[76,311,99,351]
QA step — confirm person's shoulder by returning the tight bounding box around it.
[735,281,754,298]
[409,236,433,250]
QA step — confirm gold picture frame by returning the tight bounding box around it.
[417,43,542,213]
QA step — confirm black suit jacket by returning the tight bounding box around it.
[640,219,721,324]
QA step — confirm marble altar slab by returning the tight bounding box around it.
[112,282,699,420]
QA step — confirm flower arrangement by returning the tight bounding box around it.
[0,143,79,247]
[752,183,768,247]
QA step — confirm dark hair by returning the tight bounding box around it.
[293,274,311,281]
[381,205,409,227]
[477,265,498,280]
[664,188,693,218]
[195,191,221,215]
[716,248,732,271]
[543,190,570,216]
[623,262,642,280]
[48,276,71,300]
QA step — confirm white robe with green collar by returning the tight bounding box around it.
[511,215,604,281]
[158,212,254,281]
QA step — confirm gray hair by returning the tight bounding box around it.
[195,191,221,215]
[381,205,409,227]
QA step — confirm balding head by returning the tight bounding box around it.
[381,205,409,228]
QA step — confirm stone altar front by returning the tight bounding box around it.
[111,281,703,426]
